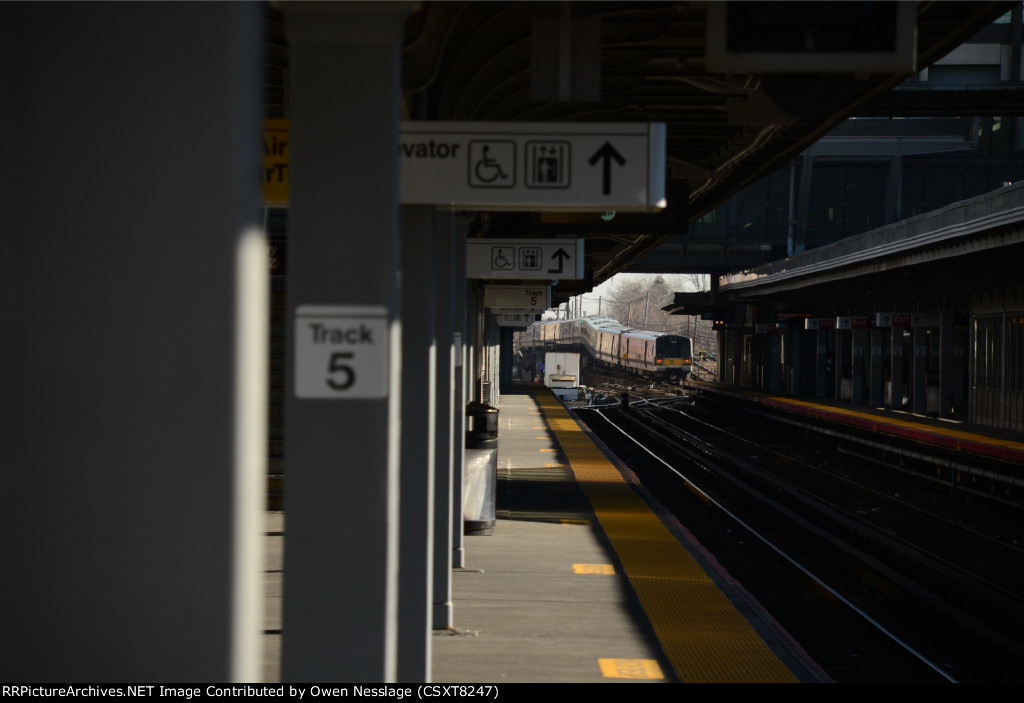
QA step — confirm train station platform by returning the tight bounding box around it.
[264,384,828,683]
[428,384,826,683]
[687,380,1024,465]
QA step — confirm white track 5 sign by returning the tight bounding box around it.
[294,305,389,399]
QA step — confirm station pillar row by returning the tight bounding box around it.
[790,315,967,418]
[2,2,265,681]
[281,1,412,682]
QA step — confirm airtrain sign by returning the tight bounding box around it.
[400,121,666,212]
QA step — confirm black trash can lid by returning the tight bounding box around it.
[466,401,498,415]
[466,401,499,436]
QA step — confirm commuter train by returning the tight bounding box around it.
[522,316,692,381]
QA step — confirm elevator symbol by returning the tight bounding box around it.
[519,247,542,271]
[525,141,570,188]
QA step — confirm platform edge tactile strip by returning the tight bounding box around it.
[692,381,1024,463]
[533,388,799,683]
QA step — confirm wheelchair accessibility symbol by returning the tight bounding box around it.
[468,140,515,188]
[491,247,515,270]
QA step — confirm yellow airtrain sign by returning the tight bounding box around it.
[263,119,289,205]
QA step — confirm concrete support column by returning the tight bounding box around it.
[397,207,438,681]
[2,3,264,681]
[281,2,411,682]
[869,328,885,406]
[912,327,929,414]
[433,212,457,628]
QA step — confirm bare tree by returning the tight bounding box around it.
[600,273,716,348]
[682,272,710,293]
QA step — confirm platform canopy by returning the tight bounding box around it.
[351,1,1020,302]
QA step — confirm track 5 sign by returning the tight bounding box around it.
[294,305,389,399]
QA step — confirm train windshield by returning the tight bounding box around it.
[656,336,690,358]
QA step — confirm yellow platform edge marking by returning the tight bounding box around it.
[599,658,664,680]
[748,390,1024,452]
[532,388,799,684]
[574,563,616,575]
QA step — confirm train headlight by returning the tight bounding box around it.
[655,358,663,365]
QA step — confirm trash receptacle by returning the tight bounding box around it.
[464,401,498,535]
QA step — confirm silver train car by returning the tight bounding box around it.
[523,316,692,380]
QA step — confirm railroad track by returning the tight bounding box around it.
[577,398,1024,682]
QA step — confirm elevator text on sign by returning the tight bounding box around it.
[400,122,666,212]
[294,305,389,399]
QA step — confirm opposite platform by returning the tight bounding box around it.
[431,385,826,683]
[688,379,1024,464]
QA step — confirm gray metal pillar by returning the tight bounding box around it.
[786,328,800,395]
[939,310,956,419]
[794,155,814,254]
[433,211,457,629]
[851,329,866,404]
[816,329,830,398]
[1,3,264,681]
[952,322,967,417]
[487,316,502,407]
[912,326,929,414]
[886,154,903,224]
[500,326,515,393]
[767,332,782,393]
[398,207,437,680]
[281,3,410,682]
[891,327,905,409]
[835,330,847,400]
[451,244,469,571]
[869,328,885,406]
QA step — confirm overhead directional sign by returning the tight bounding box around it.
[495,312,535,327]
[911,313,941,328]
[400,122,666,212]
[467,238,584,280]
[482,285,550,313]
[837,316,869,330]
